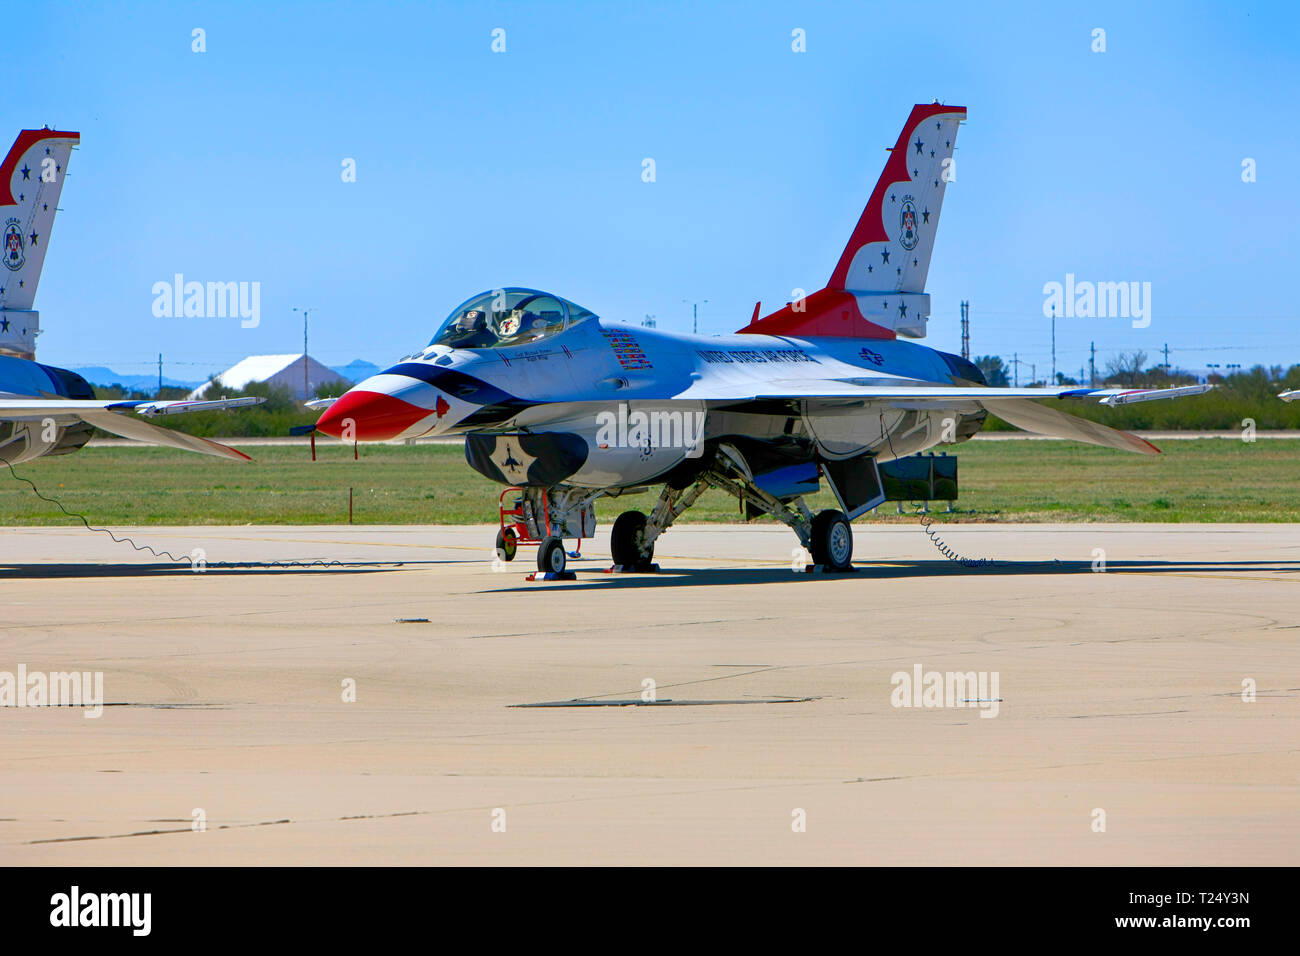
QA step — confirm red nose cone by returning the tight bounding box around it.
[316,389,433,441]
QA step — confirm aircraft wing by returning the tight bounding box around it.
[0,397,262,461]
[678,381,1212,456]
[680,380,1212,406]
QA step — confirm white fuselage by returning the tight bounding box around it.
[321,318,984,490]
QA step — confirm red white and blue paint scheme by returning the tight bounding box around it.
[0,129,259,466]
[312,105,1209,573]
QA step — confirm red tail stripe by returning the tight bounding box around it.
[828,104,964,290]
[0,129,80,207]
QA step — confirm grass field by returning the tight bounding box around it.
[2,438,1298,526]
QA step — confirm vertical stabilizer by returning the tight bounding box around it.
[0,128,79,358]
[739,105,964,340]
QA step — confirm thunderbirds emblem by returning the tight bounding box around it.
[489,436,537,480]
[899,197,919,251]
[498,311,522,337]
[3,219,23,271]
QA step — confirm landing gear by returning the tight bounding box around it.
[496,486,600,575]
[605,448,823,573]
[648,444,855,573]
[610,510,654,569]
[810,509,853,571]
[537,536,567,574]
[495,527,517,561]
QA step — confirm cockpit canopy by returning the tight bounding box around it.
[430,288,597,350]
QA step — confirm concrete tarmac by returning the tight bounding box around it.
[1,522,1296,865]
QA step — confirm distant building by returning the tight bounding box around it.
[187,353,350,401]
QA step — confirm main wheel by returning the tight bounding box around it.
[810,509,853,571]
[537,536,567,574]
[495,527,518,561]
[610,510,653,567]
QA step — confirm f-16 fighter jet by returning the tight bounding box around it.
[0,129,258,466]
[310,105,1208,574]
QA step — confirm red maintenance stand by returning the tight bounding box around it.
[495,487,582,567]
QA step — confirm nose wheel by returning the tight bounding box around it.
[537,536,568,574]
[810,509,854,571]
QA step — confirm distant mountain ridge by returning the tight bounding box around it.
[330,360,381,382]
[67,360,381,393]
[67,366,202,391]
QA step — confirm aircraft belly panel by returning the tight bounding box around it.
[801,401,903,460]
[801,404,966,462]
[568,443,689,488]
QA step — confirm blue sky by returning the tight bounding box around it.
[11,0,1300,381]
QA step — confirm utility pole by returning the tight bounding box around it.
[1050,304,1057,385]
[294,307,315,400]
[960,300,970,360]
[1031,363,1037,385]
[1163,342,1170,371]
[157,353,163,395]
[682,298,708,335]
[1089,341,1096,387]
[1003,353,1024,387]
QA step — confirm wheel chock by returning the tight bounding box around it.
[802,564,858,574]
[605,563,660,574]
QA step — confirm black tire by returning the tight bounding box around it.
[610,510,653,567]
[495,527,517,561]
[537,536,567,574]
[810,509,853,570]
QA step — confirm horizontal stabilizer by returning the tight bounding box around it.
[982,399,1158,455]
[0,398,255,460]
[79,411,251,461]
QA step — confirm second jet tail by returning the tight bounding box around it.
[0,128,80,359]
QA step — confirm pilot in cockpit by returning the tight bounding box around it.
[446,308,493,348]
